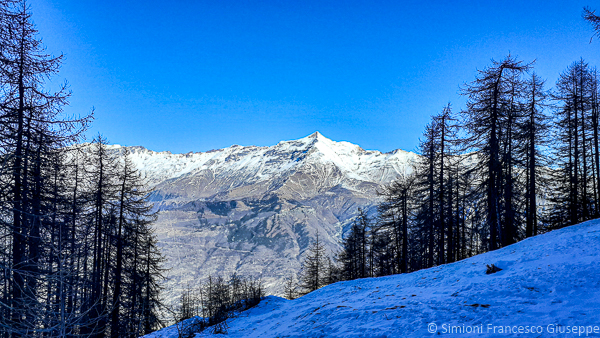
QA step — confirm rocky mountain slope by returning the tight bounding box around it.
[113,132,418,307]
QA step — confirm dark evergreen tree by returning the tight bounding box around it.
[549,60,599,229]
[411,104,461,268]
[519,72,549,237]
[377,172,416,274]
[338,220,362,280]
[590,68,600,218]
[460,55,530,250]
[299,231,329,294]
[0,2,169,337]
[0,1,89,336]
[81,135,120,338]
[583,6,600,42]
[109,150,160,337]
[338,209,370,280]
[283,273,298,300]
[414,118,438,266]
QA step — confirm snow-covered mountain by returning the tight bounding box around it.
[113,132,418,308]
[144,219,600,338]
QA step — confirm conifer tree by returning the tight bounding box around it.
[583,6,600,42]
[0,1,90,335]
[299,231,328,294]
[0,3,165,336]
[549,60,598,228]
[283,273,297,300]
[519,72,549,237]
[412,104,460,267]
[110,149,158,337]
[377,172,415,273]
[338,220,362,280]
[460,55,530,250]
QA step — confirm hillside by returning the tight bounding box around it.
[145,219,600,337]
[107,132,418,305]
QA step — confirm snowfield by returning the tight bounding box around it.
[145,219,600,337]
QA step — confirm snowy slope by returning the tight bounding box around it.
[104,133,418,306]
[145,219,600,338]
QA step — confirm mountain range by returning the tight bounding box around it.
[111,132,418,308]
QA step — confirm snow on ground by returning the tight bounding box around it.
[144,220,600,338]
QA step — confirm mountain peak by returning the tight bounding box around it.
[291,132,346,155]
[304,131,330,143]
[308,131,323,139]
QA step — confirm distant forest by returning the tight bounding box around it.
[0,1,163,337]
[285,7,600,298]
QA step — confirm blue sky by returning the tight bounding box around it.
[31,0,600,153]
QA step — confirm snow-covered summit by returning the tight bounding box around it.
[111,132,418,200]
[102,133,419,313]
[146,220,600,338]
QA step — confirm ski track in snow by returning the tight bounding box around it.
[144,220,600,338]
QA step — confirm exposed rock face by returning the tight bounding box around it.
[113,132,418,307]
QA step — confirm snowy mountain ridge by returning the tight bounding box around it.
[102,133,418,310]
[145,219,600,338]
[113,131,417,195]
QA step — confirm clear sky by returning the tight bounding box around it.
[30,0,600,154]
